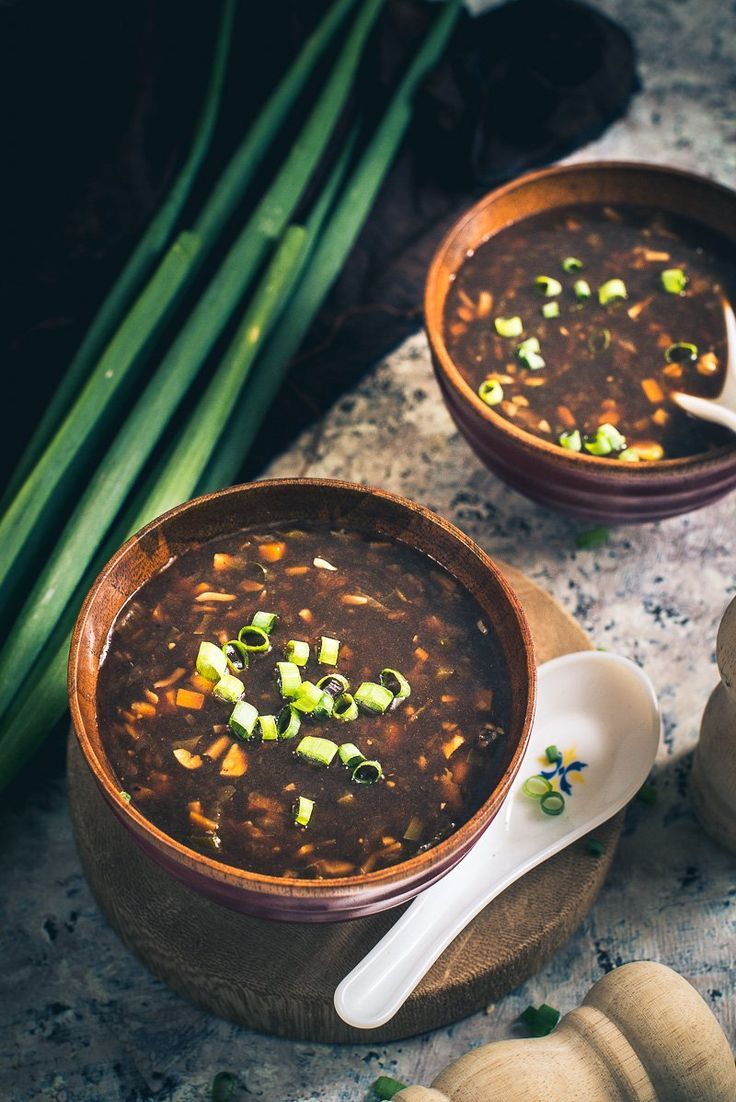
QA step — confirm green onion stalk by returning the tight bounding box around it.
[0,0,366,608]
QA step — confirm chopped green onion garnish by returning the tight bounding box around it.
[542,300,560,319]
[494,315,523,338]
[478,378,504,407]
[277,705,301,741]
[574,278,591,301]
[284,639,310,666]
[296,735,339,767]
[314,691,335,719]
[598,278,628,305]
[576,526,610,549]
[618,447,640,463]
[545,745,561,763]
[661,267,688,294]
[534,275,563,297]
[562,256,583,273]
[637,781,657,805]
[523,775,553,799]
[380,668,411,706]
[665,341,698,364]
[518,1003,561,1037]
[583,422,626,456]
[212,673,245,703]
[355,681,394,714]
[258,714,278,741]
[196,640,228,681]
[517,336,545,371]
[222,639,249,673]
[540,790,565,816]
[333,692,359,722]
[558,429,582,452]
[352,758,383,784]
[119,790,132,802]
[338,742,364,768]
[292,680,325,714]
[588,328,611,353]
[372,1077,407,1100]
[293,796,315,827]
[316,673,350,697]
[318,635,340,665]
[237,624,271,652]
[229,699,259,739]
[251,610,278,633]
[587,838,604,857]
[276,660,302,699]
[211,1071,238,1102]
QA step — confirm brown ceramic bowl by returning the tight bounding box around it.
[69,478,535,923]
[426,162,736,523]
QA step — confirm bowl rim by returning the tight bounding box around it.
[425,160,736,475]
[68,477,536,902]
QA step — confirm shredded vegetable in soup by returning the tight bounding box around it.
[97,527,512,879]
[444,203,735,460]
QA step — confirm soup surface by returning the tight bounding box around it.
[444,203,735,460]
[97,526,512,879]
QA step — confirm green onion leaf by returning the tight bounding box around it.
[517,336,546,371]
[222,639,249,673]
[518,1003,561,1037]
[576,526,610,549]
[558,429,582,452]
[338,742,364,768]
[251,610,278,633]
[258,714,279,741]
[355,681,394,714]
[119,790,132,803]
[196,640,228,681]
[213,673,245,703]
[333,692,359,722]
[661,267,688,294]
[292,681,325,714]
[237,624,271,652]
[316,673,350,696]
[229,699,259,739]
[277,705,302,741]
[285,639,310,666]
[534,275,563,297]
[372,1077,407,1100]
[314,691,336,719]
[598,278,628,305]
[618,447,641,463]
[276,661,302,699]
[665,341,698,364]
[583,422,626,456]
[542,301,560,319]
[352,758,383,784]
[318,635,341,665]
[478,379,504,407]
[562,257,583,273]
[494,315,523,338]
[522,775,553,800]
[296,735,339,767]
[540,790,565,816]
[574,278,591,301]
[380,668,411,706]
[293,795,315,827]
[587,838,604,857]
[545,745,561,763]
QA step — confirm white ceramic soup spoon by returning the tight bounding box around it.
[671,294,736,434]
[334,650,660,1030]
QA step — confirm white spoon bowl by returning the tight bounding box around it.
[334,650,661,1030]
[672,294,736,434]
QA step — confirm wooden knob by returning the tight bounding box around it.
[395,962,735,1102]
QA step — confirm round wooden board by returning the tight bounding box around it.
[67,562,623,1043]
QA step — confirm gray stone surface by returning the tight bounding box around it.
[2,1,735,1098]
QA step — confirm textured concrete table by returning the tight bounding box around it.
[2,1,735,1098]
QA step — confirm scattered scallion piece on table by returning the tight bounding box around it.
[534,275,563,297]
[251,610,278,633]
[296,735,339,767]
[665,341,698,364]
[285,639,310,666]
[277,705,302,741]
[542,300,560,319]
[211,1070,238,1102]
[661,267,688,294]
[637,781,657,805]
[587,838,604,857]
[574,278,591,301]
[517,336,546,371]
[292,681,326,714]
[559,429,582,452]
[380,668,411,705]
[293,795,315,827]
[276,661,302,699]
[222,639,249,673]
[576,526,610,550]
[494,315,523,338]
[213,673,245,703]
[522,775,553,800]
[338,742,364,768]
[478,378,504,407]
[258,714,279,742]
[355,681,394,714]
[197,641,228,681]
[518,1003,561,1037]
[229,700,259,739]
[333,692,359,722]
[562,256,583,273]
[372,1076,407,1100]
[598,278,628,305]
[540,790,565,816]
[318,636,341,665]
[352,758,383,784]
[545,745,561,763]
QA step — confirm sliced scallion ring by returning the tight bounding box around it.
[380,668,411,706]
[237,624,271,653]
[545,745,561,763]
[494,315,523,338]
[523,774,553,799]
[558,429,582,452]
[588,328,611,353]
[583,422,626,456]
[542,300,560,319]
[665,341,698,364]
[574,278,591,301]
[478,378,504,407]
[316,673,350,697]
[196,640,228,682]
[295,735,339,767]
[293,796,314,827]
[533,275,563,297]
[212,673,245,703]
[517,336,545,371]
[598,278,628,305]
[276,660,302,699]
[660,267,688,294]
[229,699,259,739]
[277,704,301,741]
[222,639,249,674]
[333,692,359,722]
[540,790,566,816]
[292,681,324,714]
[251,610,278,633]
[258,714,278,741]
[355,681,394,714]
[318,635,340,665]
[284,639,310,666]
[352,758,383,784]
[618,447,641,463]
[562,256,583,273]
[338,742,364,768]
[314,691,335,719]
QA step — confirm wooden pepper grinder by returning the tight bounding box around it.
[394,962,736,1102]
[692,594,736,852]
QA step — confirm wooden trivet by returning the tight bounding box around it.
[67,563,623,1043]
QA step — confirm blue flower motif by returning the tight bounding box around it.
[540,756,588,796]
